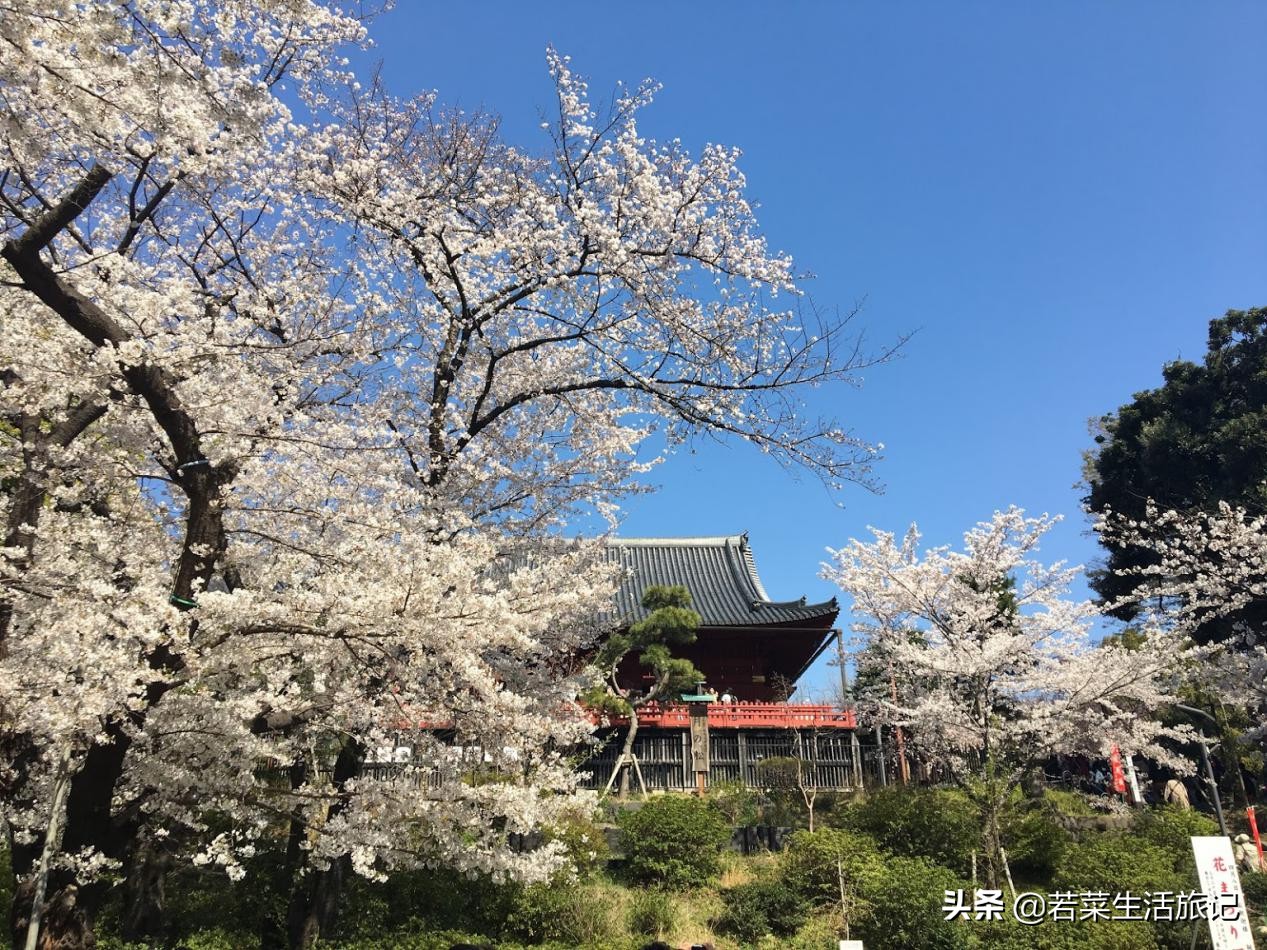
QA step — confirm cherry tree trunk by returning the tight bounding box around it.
[979,793,1009,891]
[118,838,169,944]
[9,875,97,950]
[8,740,132,950]
[284,740,362,950]
[286,856,350,950]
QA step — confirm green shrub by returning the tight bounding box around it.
[782,910,847,950]
[0,843,11,936]
[715,887,770,943]
[708,779,762,827]
[780,827,885,906]
[780,828,968,949]
[328,929,590,950]
[1132,805,1219,868]
[775,830,962,947]
[1053,834,1187,896]
[161,865,279,943]
[1053,834,1193,950]
[173,930,250,950]
[851,854,968,950]
[505,880,624,946]
[837,786,980,875]
[505,882,572,943]
[627,887,675,938]
[543,808,611,876]
[832,785,1097,885]
[617,795,731,888]
[334,866,518,941]
[1039,787,1098,819]
[750,877,809,936]
[1241,868,1267,916]
[972,914,1157,950]
[1004,800,1075,883]
[715,878,808,942]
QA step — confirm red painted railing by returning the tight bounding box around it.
[403,701,858,731]
[596,701,857,730]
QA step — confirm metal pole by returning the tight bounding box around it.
[1175,704,1229,837]
[834,629,863,788]
[834,629,851,705]
[1198,732,1228,837]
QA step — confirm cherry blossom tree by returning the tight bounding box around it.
[0,5,389,943]
[1,5,893,947]
[296,47,898,518]
[1096,501,1267,737]
[823,508,1191,886]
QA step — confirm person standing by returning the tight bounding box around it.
[1162,776,1191,810]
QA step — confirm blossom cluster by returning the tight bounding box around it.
[823,508,1191,777]
[1,0,884,922]
[1096,500,1267,733]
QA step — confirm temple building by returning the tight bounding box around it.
[584,534,863,792]
[607,535,841,701]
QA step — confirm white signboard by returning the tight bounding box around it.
[1191,836,1256,950]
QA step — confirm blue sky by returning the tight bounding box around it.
[359,3,1267,697]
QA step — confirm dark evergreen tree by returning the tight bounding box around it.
[1084,306,1267,641]
[589,585,702,796]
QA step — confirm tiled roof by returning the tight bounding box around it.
[607,534,838,627]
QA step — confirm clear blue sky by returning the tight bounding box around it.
[359,3,1267,698]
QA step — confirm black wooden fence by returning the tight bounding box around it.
[286,726,892,793]
[579,728,873,791]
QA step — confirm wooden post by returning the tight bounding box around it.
[1000,847,1016,899]
[737,731,750,787]
[689,703,710,795]
[602,753,647,797]
[875,723,887,787]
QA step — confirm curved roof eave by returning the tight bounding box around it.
[607,533,839,628]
